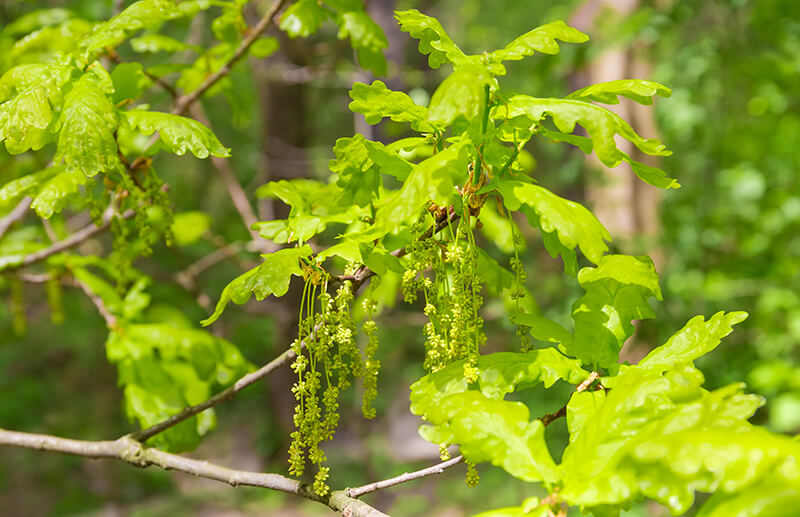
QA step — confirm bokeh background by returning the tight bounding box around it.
[1,0,798,515]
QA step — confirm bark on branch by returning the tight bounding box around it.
[0,428,387,517]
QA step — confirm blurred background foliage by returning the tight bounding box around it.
[0,0,797,515]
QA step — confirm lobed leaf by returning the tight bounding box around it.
[30,168,87,219]
[497,96,671,168]
[635,311,748,375]
[0,166,62,211]
[0,63,71,154]
[374,142,468,232]
[496,179,611,272]
[570,254,662,368]
[410,349,589,419]
[81,0,210,52]
[419,391,559,484]
[488,20,588,63]
[567,79,671,105]
[538,127,679,189]
[394,9,468,69]
[348,80,431,131]
[202,245,313,326]
[560,364,765,513]
[427,64,492,126]
[123,110,230,158]
[54,71,119,177]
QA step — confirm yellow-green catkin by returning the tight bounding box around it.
[466,460,480,487]
[11,276,26,335]
[46,273,64,325]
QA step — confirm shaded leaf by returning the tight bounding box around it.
[279,0,330,38]
[337,10,388,76]
[202,245,313,326]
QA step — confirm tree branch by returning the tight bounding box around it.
[347,455,465,498]
[1,209,135,273]
[74,277,118,328]
[0,428,387,517]
[0,196,32,239]
[539,371,601,427]
[171,0,289,116]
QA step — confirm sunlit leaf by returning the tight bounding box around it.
[122,110,230,158]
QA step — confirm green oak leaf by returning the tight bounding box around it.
[279,0,330,38]
[567,79,671,105]
[336,10,388,76]
[488,20,588,63]
[410,349,589,418]
[202,245,313,326]
[348,80,432,131]
[122,110,230,158]
[394,9,468,69]
[496,96,671,168]
[570,254,662,368]
[54,71,119,177]
[418,391,559,484]
[496,179,611,272]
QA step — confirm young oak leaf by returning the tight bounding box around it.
[496,179,611,273]
[122,110,230,159]
[418,391,559,484]
[570,254,662,369]
[54,71,119,177]
[567,79,672,106]
[202,245,313,326]
[394,9,468,69]
[496,95,671,167]
[410,349,589,418]
[348,80,432,131]
[488,20,588,63]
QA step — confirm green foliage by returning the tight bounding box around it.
[122,111,230,159]
[0,2,794,516]
[202,245,313,326]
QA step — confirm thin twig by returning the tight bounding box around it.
[171,0,289,116]
[0,196,32,239]
[347,455,465,498]
[539,371,601,427]
[1,210,135,272]
[0,428,388,517]
[74,277,117,328]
